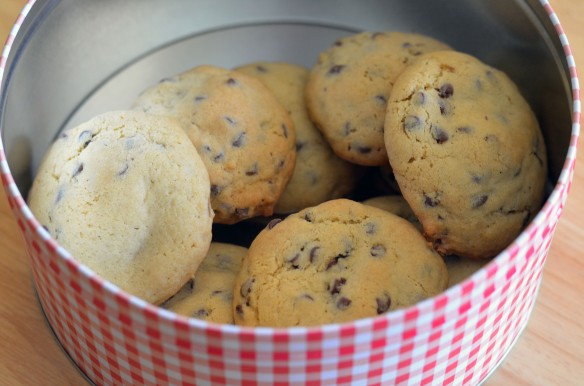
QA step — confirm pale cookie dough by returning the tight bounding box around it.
[232,199,448,327]
[161,242,247,323]
[306,31,451,166]
[235,61,361,214]
[385,50,547,259]
[28,111,213,304]
[133,65,296,224]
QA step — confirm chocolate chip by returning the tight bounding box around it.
[55,188,65,204]
[471,174,482,184]
[513,168,522,178]
[224,116,237,126]
[232,132,246,148]
[202,144,212,153]
[287,253,300,269]
[328,65,345,75]
[159,76,178,83]
[235,208,249,218]
[277,159,285,170]
[376,294,392,314]
[375,95,387,105]
[333,40,343,46]
[240,278,255,297]
[78,130,95,149]
[412,91,426,106]
[356,145,372,154]
[235,304,244,316]
[194,95,207,102]
[281,123,289,138]
[194,309,210,318]
[484,134,497,143]
[370,244,387,257]
[245,163,258,176]
[457,126,473,134]
[267,218,282,229]
[212,151,225,163]
[210,184,222,197]
[431,126,449,144]
[72,163,84,178]
[424,194,440,207]
[403,116,422,132]
[295,142,306,151]
[343,122,353,136]
[211,290,223,296]
[300,294,314,301]
[226,78,238,86]
[117,164,129,176]
[439,100,451,116]
[256,65,268,73]
[326,249,351,270]
[471,194,489,209]
[438,84,454,98]
[303,212,314,222]
[365,222,377,235]
[328,278,347,295]
[309,246,320,263]
[336,297,352,310]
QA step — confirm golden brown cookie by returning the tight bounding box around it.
[28,111,213,304]
[235,61,361,214]
[232,199,448,327]
[306,31,451,166]
[161,242,247,323]
[132,65,296,224]
[385,50,547,259]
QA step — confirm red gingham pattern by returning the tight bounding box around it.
[0,1,579,385]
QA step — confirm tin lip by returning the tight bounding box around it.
[0,0,580,336]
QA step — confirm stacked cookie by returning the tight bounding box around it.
[27,29,548,327]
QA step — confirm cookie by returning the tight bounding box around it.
[232,199,448,327]
[305,31,451,166]
[362,195,421,230]
[161,242,247,323]
[28,111,213,304]
[235,61,361,214]
[132,65,296,224]
[444,255,490,287]
[385,50,547,259]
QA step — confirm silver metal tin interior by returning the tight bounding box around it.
[0,0,572,198]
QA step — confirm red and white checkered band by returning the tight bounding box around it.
[0,0,579,384]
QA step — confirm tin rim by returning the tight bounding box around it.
[0,0,580,361]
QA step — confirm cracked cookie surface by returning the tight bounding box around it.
[232,199,448,327]
[161,242,246,323]
[385,51,547,259]
[305,31,451,166]
[132,65,296,224]
[235,61,361,214]
[28,111,213,304]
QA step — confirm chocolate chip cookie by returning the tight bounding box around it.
[385,50,547,259]
[362,195,421,230]
[232,199,448,327]
[305,31,451,166]
[132,65,296,224]
[235,61,361,214]
[28,111,213,304]
[161,242,247,323]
